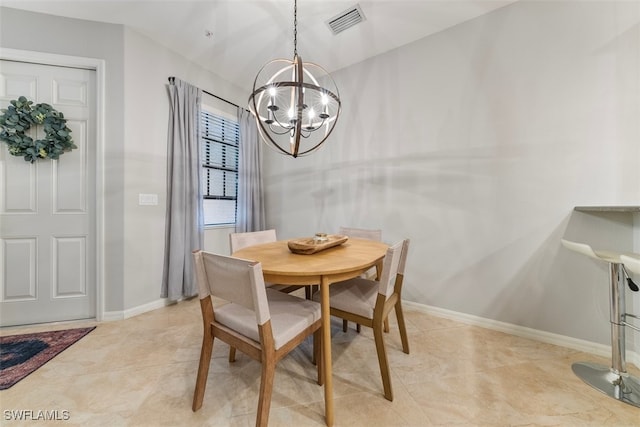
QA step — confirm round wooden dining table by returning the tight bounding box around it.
[232,237,388,426]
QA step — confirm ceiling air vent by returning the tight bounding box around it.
[326,4,366,35]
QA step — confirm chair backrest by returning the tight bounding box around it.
[229,229,277,253]
[377,240,405,298]
[193,250,270,326]
[339,226,382,242]
[397,239,410,276]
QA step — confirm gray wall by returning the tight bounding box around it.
[121,28,245,309]
[0,6,126,312]
[263,1,640,346]
[2,2,638,349]
[0,7,246,313]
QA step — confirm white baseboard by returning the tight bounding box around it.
[403,300,640,369]
[102,298,174,322]
[101,311,125,322]
[101,296,639,369]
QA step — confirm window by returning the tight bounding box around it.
[201,107,239,226]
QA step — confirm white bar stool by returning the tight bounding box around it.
[621,254,640,276]
[561,239,640,408]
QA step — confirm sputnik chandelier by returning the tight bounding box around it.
[248,0,341,158]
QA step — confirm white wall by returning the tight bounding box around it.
[263,1,640,347]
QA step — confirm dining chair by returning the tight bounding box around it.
[191,250,322,427]
[229,229,314,363]
[230,229,310,298]
[338,226,383,332]
[338,226,382,241]
[313,239,410,401]
[339,227,382,280]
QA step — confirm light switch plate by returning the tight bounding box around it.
[139,193,158,206]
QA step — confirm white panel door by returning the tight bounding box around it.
[0,60,96,326]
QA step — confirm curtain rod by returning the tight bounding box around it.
[168,76,245,110]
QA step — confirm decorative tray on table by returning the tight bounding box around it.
[287,234,348,255]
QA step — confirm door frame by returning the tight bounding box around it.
[0,47,106,321]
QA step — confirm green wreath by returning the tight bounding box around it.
[0,96,76,163]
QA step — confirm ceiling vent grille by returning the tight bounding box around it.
[326,4,366,35]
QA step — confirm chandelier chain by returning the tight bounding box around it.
[293,0,297,57]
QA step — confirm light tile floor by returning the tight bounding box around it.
[2,296,639,426]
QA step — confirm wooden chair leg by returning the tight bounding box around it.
[256,356,276,427]
[373,322,393,401]
[192,333,214,411]
[312,330,317,366]
[343,319,363,333]
[313,329,323,385]
[306,285,318,300]
[228,346,236,362]
[395,301,410,354]
[384,317,390,333]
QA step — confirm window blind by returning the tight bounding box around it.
[201,109,239,225]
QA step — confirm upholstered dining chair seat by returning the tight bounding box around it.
[316,277,378,319]
[216,288,321,350]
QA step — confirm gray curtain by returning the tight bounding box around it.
[162,78,203,300]
[236,108,266,232]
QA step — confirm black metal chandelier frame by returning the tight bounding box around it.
[248,0,341,158]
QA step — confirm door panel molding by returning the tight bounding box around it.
[53,120,88,214]
[52,236,87,298]
[0,237,37,302]
[0,73,38,100]
[52,78,88,107]
[0,154,37,214]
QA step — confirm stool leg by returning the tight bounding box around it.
[571,262,640,408]
[609,263,626,375]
